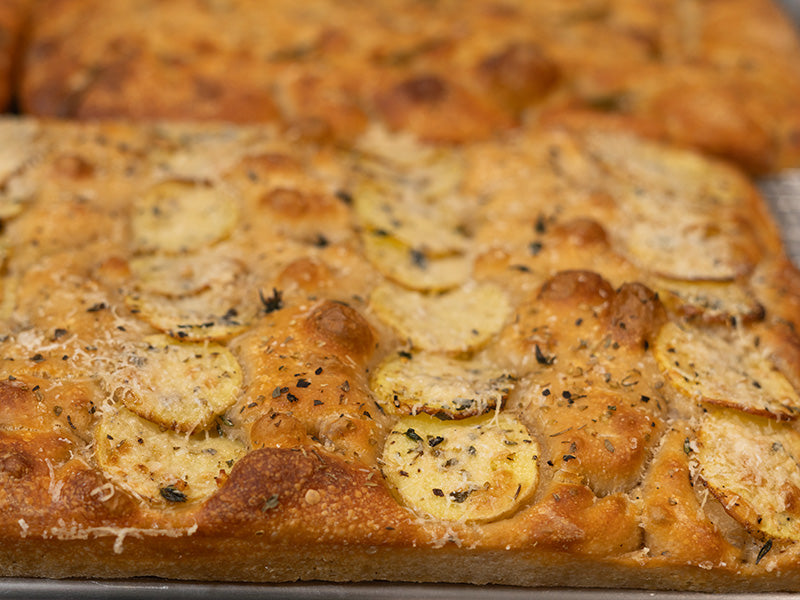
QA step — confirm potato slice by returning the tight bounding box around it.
[617,203,741,280]
[95,406,245,505]
[0,247,10,319]
[696,408,800,541]
[654,321,800,420]
[0,174,38,220]
[651,277,764,324]
[584,131,746,208]
[371,351,514,418]
[113,334,242,433]
[130,252,244,298]
[126,286,254,342]
[362,231,471,292]
[370,282,511,353]
[353,182,468,256]
[0,120,37,186]
[381,413,539,522]
[132,180,238,254]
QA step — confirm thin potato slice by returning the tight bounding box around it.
[362,231,471,292]
[584,131,746,208]
[132,180,238,254]
[589,132,755,280]
[356,125,464,190]
[370,282,511,353]
[371,351,515,418]
[0,120,37,186]
[0,246,10,319]
[114,334,243,433]
[0,174,38,220]
[652,277,764,324]
[654,321,800,420]
[354,182,468,256]
[126,287,254,342]
[354,126,466,205]
[382,413,539,522]
[696,408,800,541]
[130,252,244,298]
[618,204,740,280]
[95,406,245,505]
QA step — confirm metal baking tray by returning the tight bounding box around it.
[761,169,800,266]
[0,579,799,600]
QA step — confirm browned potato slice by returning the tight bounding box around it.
[354,182,468,256]
[617,205,742,280]
[126,285,254,342]
[370,282,511,353]
[371,351,514,418]
[696,408,800,541]
[654,321,800,420]
[652,277,764,324]
[130,252,244,298]
[362,231,471,292]
[113,334,242,432]
[132,180,238,254]
[95,406,245,505]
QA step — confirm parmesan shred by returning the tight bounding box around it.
[48,522,199,554]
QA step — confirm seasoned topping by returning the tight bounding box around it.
[696,409,800,541]
[111,334,243,433]
[370,282,511,353]
[362,231,471,292]
[259,288,284,314]
[654,322,800,420]
[531,388,665,496]
[381,413,539,522]
[132,180,238,254]
[94,406,245,505]
[371,351,515,419]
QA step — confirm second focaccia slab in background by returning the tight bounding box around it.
[15,0,800,173]
[0,0,29,111]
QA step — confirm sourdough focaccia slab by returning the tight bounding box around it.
[17,0,800,173]
[1,117,800,591]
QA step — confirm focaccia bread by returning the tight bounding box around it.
[16,0,800,173]
[0,0,28,111]
[1,116,800,592]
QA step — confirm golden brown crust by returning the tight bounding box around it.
[0,116,798,591]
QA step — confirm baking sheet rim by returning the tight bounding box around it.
[1,578,799,600]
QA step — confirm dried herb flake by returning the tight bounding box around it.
[404,428,422,443]
[756,539,773,564]
[259,288,284,314]
[160,485,187,503]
